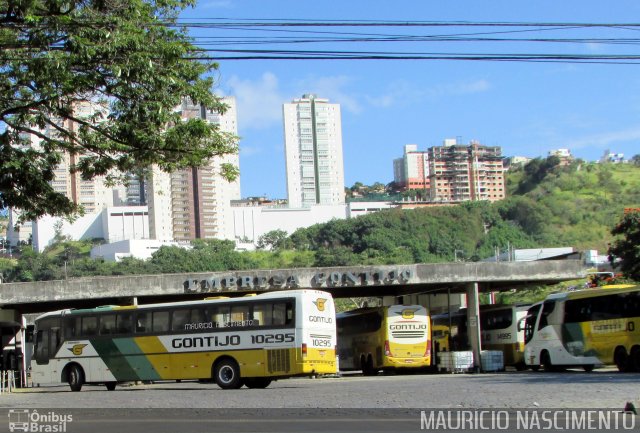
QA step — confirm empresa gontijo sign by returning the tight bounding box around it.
[184,268,414,294]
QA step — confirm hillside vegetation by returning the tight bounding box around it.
[2,158,639,284]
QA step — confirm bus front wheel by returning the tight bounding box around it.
[105,382,117,391]
[68,365,84,392]
[214,358,243,390]
[541,351,555,372]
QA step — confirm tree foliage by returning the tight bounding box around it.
[609,212,640,280]
[1,0,238,220]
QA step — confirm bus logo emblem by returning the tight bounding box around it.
[401,309,417,319]
[69,344,88,356]
[313,298,327,312]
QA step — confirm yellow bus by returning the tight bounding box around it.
[523,285,640,372]
[336,305,431,375]
[31,290,337,391]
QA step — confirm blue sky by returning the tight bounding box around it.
[181,1,640,199]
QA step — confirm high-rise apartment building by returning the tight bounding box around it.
[394,139,505,203]
[393,144,431,192]
[47,101,119,213]
[283,94,345,207]
[148,96,241,241]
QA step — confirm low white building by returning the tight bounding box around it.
[232,201,396,249]
[32,206,149,252]
[90,239,188,262]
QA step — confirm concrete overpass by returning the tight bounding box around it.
[0,260,586,371]
[0,260,585,314]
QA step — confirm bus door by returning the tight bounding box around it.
[523,303,542,365]
[33,319,62,366]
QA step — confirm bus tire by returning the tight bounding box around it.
[630,346,640,372]
[244,378,272,389]
[583,365,594,372]
[614,347,630,372]
[213,358,242,390]
[68,364,84,392]
[105,382,117,391]
[363,355,377,376]
[515,362,527,371]
[541,351,555,372]
[530,365,540,372]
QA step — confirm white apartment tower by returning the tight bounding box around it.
[148,96,241,241]
[283,94,345,207]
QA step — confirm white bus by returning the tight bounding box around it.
[480,304,530,370]
[31,289,337,391]
[336,305,431,375]
[431,304,529,370]
[523,285,640,372]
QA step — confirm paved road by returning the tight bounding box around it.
[2,369,639,433]
[2,368,639,409]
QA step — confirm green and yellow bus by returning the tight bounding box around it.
[523,285,640,372]
[336,305,431,375]
[31,290,337,391]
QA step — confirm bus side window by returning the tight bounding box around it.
[100,314,116,335]
[538,301,556,330]
[191,308,206,325]
[117,313,133,334]
[152,311,170,333]
[82,317,97,336]
[64,317,80,339]
[172,309,191,331]
[211,306,230,328]
[251,304,265,327]
[136,312,151,334]
[35,330,49,364]
[273,303,286,326]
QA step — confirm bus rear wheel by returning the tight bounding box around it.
[214,358,243,390]
[630,346,640,372]
[362,355,377,376]
[68,365,84,392]
[614,347,630,372]
[244,378,272,389]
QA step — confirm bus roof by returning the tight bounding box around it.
[34,289,331,321]
[546,285,639,302]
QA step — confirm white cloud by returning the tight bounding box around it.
[226,72,285,130]
[364,79,491,109]
[433,79,491,96]
[568,127,640,150]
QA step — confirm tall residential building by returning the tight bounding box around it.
[283,94,345,207]
[8,101,117,246]
[148,96,241,242]
[48,101,117,214]
[394,139,505,203]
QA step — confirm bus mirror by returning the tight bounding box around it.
[517,317,527,332]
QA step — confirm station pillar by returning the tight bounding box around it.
[466,282,482,371]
